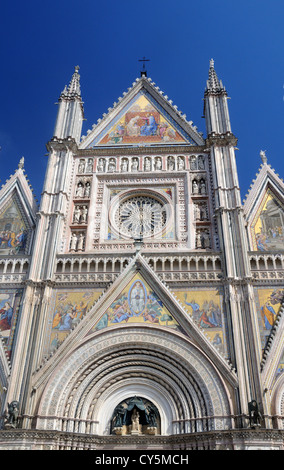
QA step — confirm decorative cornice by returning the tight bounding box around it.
[76,144,208,157]
[206,133,238,147]
[46,137,78,153]
[0,428,283,450]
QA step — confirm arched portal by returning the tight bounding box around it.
[35,326,234,436]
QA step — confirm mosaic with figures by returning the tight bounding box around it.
[251,190,284,251]
[175,288,225,354]
[255,287,284,381]
[0,198,29,255]
[255,287,284,342]
[47,290,102,353]
[92,274,182,333]
[0,289,22,357]
[88,93,190,147]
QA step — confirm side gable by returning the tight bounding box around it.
[0,160,37,255]
[80,76,205,149]
[243,158,284,252]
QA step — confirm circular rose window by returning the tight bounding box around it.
[113,195,168,240]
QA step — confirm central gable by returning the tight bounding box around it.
[80,77,205,149]
[87,91,193,147]
[91,272,182,332]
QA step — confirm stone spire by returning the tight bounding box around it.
[61,66,82,98]
[206,58,225,93]
[53,66,84,143]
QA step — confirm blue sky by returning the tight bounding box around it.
[1,0,283,202]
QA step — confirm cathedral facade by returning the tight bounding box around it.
[0,62,283,450]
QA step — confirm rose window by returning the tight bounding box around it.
[114,195,167,239]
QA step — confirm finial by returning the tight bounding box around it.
[75,65,80,73]
[138,57,150,77]
[260,150,267,164]
[18,157,24,169]
[210,58,215,68]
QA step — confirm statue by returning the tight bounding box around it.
[131,408,140,432]
[200,180,206,194]
[78,160,85,174]
[84,182,91,198]
[97,158,105,172]
[70,233,78,251]
[260,150,267,164]
[75,182,84,198]
[86,158,93,173]
[77,233,85,251]
[178,157,184,170]
[121,159,128,172]
[18,157,25,169]
[5,401,19,428]
[146,405,157,428]
[192,180,199,195]
[248,400,262,428]
[113,404,126,428]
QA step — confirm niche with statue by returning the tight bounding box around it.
[111,396,160,435]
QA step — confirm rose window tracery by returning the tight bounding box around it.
[114,195,167,239]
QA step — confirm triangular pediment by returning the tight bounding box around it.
[243,161,284,252]
[90,272,183,334]
[0,165,37,255]
[80,77,205,149]
[35,254,237,389]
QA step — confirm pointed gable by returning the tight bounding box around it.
[91,272,182,332]
[38,253,237,390]
[0,160,37,255]
[80,77,205,149]
[243,155,284,252]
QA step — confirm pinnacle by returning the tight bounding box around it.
[61,66,82,98]
[206,59,225,93]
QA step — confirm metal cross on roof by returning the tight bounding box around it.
[138,57,150,76]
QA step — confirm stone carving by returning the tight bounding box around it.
[131,158,139,172]
[195,203,208,221]
[190,155,197,170]
[97,158,105,172]
[192,180,199,195]
[196,230,211,249]
[155,157,162,171]
[131,408,140,433]
[77,233,85,251]
[78,160,85,174]
[121,159,128,172]
[70,232,85,251]
[168,156,175,170]
[192,178,207,195]
[86,158,93,173]
[75,182,84,198]
[198,155,205,169]
[73,206,88,224]
[70,233,78,251]
[248,400,262,428]
[146,405,157,428]
[81,206,88,224]
[5,401,19,428]
[178,156,185,170]
[144,157,151,171]
[84,182,91,198]
[200,179,206,194]
[108,159,116,172]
